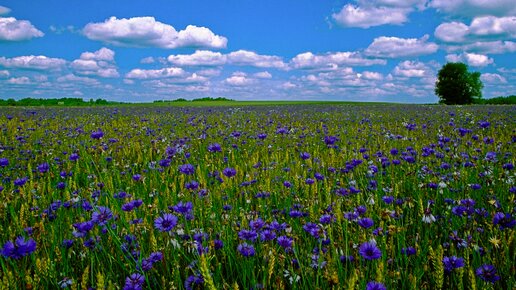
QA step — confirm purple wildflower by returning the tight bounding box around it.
[476,264,500,283]
[179,164,195,175]
[123,273,145,290]
[0,158,8,167]
[222,167,237,177]
[1,236,37,259]
[91,206,113,226]
[208,143,222,152]
[366,281,387,290]
[442,256,464,273]
[359,241,382,260]
[358,217,374,229]
[237,243,255,257]
[154,213,178,232]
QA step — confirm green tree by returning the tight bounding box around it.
[435,62,483,105]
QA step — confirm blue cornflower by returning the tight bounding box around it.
[238,229,258,242]
[237,243,255,257]
[359,241,382,260]
[1,236,37,259]
[492,212,515,230]
[476,264,500,283]
[154,213,178,232]
[179,164,195,175]
[277,236,293,250]
[171,201,193,215]
[222,167,237,177]
[442,256,464,273]
[123,273,145,290]
[303,222,320,238]
[358,217,374,229]
[366,281,387,290]
[91,206,113,226]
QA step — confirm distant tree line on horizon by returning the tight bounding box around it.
[153,97,235,103]
[0,98,123,106]
[0,94,513,106]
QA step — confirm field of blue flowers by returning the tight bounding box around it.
[0,104,514,289]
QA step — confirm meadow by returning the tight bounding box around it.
[0,104,514,289]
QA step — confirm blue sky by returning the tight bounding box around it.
[0,0,514,103]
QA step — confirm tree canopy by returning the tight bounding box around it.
[435,62,483,105]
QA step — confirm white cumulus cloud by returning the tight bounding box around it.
[254,71,272,79]
[225,72,255,86]
[365,35,439,58]
[393,61,430,77]
[71,47,119,78]
[57,74,100,85]
[0,55,66,70]
[429,0,516,17]
[435,16,516,44]
[481,73,507,84]
[446,52,494,67]
[7,76,30,85]
[0,17,44,41]
[0,6,11,15]
[332,4,410,28]
[291,51,385,70]
[227,50,287,69]
[168,50,226,66]
[83,16,227,49]
[125,67,185,79]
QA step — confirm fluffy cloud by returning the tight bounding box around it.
[166,50,287,69]
[0,6,11,15]
[71,47,119,78]
[429,0,516,17]
[227,50,287,69]
[0,70,9,78]
[446,41,516,54]
[291,51,386,70]
[140,57,155,64]
[83,17,227,49]
[481,73,507,84]
[365,35,439,58]
[79,47,115,61]
[0,17,44,41]
[57,74,100,85]
[281,82,297,89]
[393,61,430,77]
[446,52,494,67]
[225,72,255,86]
[332,0,429,28]
[332,5,410,28]
[125,67,185,79]
[360,71,383,80]
[0,55,66,70]
[254,71,272,79]
[434,22,469,43]
[435,16,516,44]
[168,50,226,66]
[7,76,30,85]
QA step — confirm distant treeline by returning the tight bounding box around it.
[0,98,124,106]
[153,97,234,103]
[477,95,516,105]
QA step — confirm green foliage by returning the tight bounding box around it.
[435,62,483,105]
[191,97,234,102]
[478,95,516,105]
[154,97,234,103]
[0,97,122,106]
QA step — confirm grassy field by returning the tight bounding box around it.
[0,104,514,289]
